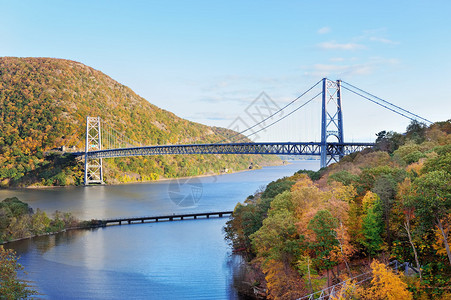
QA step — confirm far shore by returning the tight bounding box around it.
[3,160,289,190]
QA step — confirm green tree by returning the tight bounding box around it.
[307,209,339,285]
[412,170,451,265]
[0,246,37,299]
[423,144,451,174]
[397,178,422,280]
[224,202,262,251]
[328,170,359,187]
[374,130,405,153]
[31,209,51,235]
[372,174,398,248]
[250,209,301,264]
[361,192,384,257]
[406,120,427,144]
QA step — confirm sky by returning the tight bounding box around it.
[1,1,450,142]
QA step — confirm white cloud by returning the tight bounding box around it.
[317,27,331,34]
[369,37,399,45]
[318,41,366,51]
[368,56,400,65]
[304,56,400,78]
[305,64,372,77]
[330,57,345,62]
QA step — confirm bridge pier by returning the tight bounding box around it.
[84,117,104,185]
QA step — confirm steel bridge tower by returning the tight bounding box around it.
[84,117,103,185]
[321,78,344,169]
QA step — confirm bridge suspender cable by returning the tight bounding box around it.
[341,81,432,125]
[217,79,323,143]
[236,91,322,141]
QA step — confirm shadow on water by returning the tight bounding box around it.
[5,229,92,256]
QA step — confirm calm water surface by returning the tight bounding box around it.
[3,160,319,299]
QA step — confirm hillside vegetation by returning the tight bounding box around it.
[0,57,277,187]
[225,120,451,299]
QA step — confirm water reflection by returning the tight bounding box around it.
[3,161,320,299]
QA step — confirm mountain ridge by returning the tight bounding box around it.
[0,57,278,187]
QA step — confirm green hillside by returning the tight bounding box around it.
[0,57,279,187]
[225,120,451,299]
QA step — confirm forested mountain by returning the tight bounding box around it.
[225,120,451,299]
[0,57,277,187]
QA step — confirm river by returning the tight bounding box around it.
[2,160,319,299]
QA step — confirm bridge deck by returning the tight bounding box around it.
[100,211,233,226]
[73,142,374,159]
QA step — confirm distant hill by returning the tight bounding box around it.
[0,57,278,187]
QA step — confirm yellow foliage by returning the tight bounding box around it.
[362,191,380,212]
[330,279,364,300]
[335,182,357,202]
[292,184,322,219]
[432,220,451,256]
[324,182,355,223]
[364,260,413,300]
[291,174,314,191]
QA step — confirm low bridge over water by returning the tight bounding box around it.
[98,211,233,226]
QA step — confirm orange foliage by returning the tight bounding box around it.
[406,160,424,175]
[263,259,307,300]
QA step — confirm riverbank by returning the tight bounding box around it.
[15,159,288,190]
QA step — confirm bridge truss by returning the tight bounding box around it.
[84,117,103,184]
[81,142,374,160]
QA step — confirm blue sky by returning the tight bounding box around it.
[1,1,450,142]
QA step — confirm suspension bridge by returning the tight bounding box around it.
[73,78,432,185]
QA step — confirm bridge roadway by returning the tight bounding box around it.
[98,211,233,226]
[74,142,374,159]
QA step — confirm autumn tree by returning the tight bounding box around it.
[263,259,306,300]
[363,260,413,300]
[397,178,422,280]
[0,246,37,299]
[372,174,398,248]
[412,170,451,265]
[250,208,302,264]
[329,222,355,277]
[307,210,339,285]
[296,255,325,294]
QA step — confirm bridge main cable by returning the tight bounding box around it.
[239,91,322,141]
[341,81,432,124]
[216,79,323,143]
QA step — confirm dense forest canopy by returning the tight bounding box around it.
[225,120,451,299]
[0,57,277,187]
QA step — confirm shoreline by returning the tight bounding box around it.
[3,160,288,190]
[0,224,98,246]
